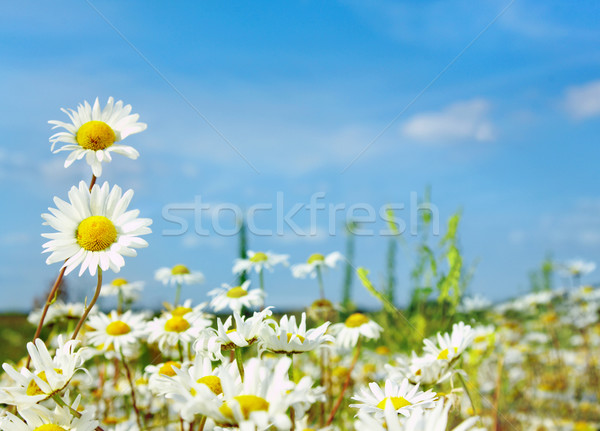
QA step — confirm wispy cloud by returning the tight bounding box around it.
[401,99,495,143]
[563,80,600,120]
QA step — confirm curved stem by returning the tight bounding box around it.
[120,347,144,430]
[88,174,97,191]
[27,266,67,368]
[53,394,106,431]
[72,268,103,340]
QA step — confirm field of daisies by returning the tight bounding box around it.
[1,97,599,431]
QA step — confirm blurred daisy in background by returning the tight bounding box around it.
[208,280,265,314]
[329,312,383,350]
[233,250,289,275]
[291,251,344,279]
[100,278,144,308]
[559,259,596,287]
[42,181,152,277]
[155,264,205,287]
[49,97,147,177]
[27,301,89,327]
[155,264,205,306]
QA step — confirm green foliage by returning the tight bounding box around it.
[341,221,357,311]
[237,216,248,285]
[529,253,554,292]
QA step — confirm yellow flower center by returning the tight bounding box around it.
[106,321,131,336]
[227,287,248,298]
[171,306,193,317]
[33,425,68,431]
[250,252,268,263]
[197,375,223,395]
[285,333,305,343]
[164,316,190,332]
[158,361,181,377]
[437,347,458,360]
[76,216,118,252]
[76,121,116,151]
[171,264,190,275]
[307,253,325,264]
[219,395,270,420]
[345,313,369,328]
[26,370,63,396]
[376,396,412,410]
[375,346,391,355]
[111,278,128,286]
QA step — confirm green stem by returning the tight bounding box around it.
[197,416,207,431]
[53,393,81,418]
[177,339,184,362]
[457,371,479,421]
[316,266,325,299]
[117,290,124,314]
[174,283,182,306]
[72,268,103,340]
[235,348,245,382]
[259,268,265,291]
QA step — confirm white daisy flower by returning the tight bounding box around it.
[150,356,239,422]
[423,322,474,362]
[27,301,88,327]
[329,313,383,350]
[205,357,294,430]
[386,352,451,386]
[0,393,98,430]
[164,299,213,322]
[232,250,290,275]
[100,278,144,301]
[260,312,334,354]
[41,181,152,277]
[154,264,205,286]
[355,399,480,431]
[458,295,491,313]
[85,310,147,354]
[196,309,272,360]
[350,378,437,418]
[560,259,596,278]
[291,251,344,279]
[146,310,212,354]
[49,97,146,177]
[208,280,265,314]
[0,337,86,409]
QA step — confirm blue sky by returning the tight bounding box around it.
[1,1,599,311]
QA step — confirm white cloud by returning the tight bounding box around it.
[401,99,495,143]
[563,80,600,120]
